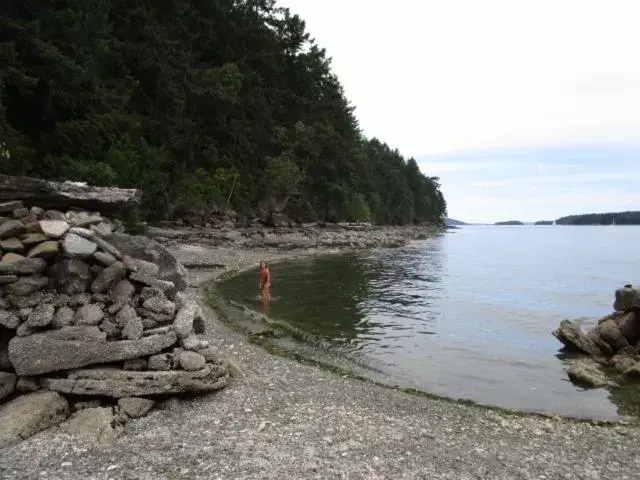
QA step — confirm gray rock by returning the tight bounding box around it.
[26,240,59,259]
[92,236,123,260]
[614,285,640,312]
[179,351,206,371]
[39,220,70,238]
[74,216,104,228]
[29,206,44,218]
[197,347,219,363]
[122,316,143,340]
[11,207,29,219]
[123,358,148,371]
[17,308,32,320]
[123,255,160,276]
[142,296,176,316]
[115,305,138,327]
[41,363,228,397]
[15,376,39,393]
[567,358,617,388]
[90,264,104,276]
[91,222,113,236]
[6,276,48,296]
[93,251,117,266]
[62,232,98,257]
[173,302,199,339]
[69,292,92,306]
[92,293,111,303]
[137,308,173,324]
[617,311,640,344]
[99,319,120,340]
[91,261,126,293]
[52,306,75,329]
[147,353,172,371]
[106,234,186,291]
[129,273,177,299]
[0,327,13,371]
[62,407,123,444]
[552,320,604,357]
[0,275,18,285]
[51,258,92,295]
[141,317,158,330]
[0,237,24,252]
[596,319,629,352]
[118,397,154,418]
[0,201,24,214]
[0,220,26,239]
[0,257,46,275]
[6,292,47,309]
[0,372,17,401]
[0,391,70,448]
[143,326,172,337]
[52,293,71,307]
[74,400,102,410]
[25,303,55,328]
[0,310,20,329]
[181,334,209,351]
[69,226,95,238]
[74,303,105,326]
[8,330,177,376]
[16,322,36,337]
[140,286,165,301]
[20,233,47,246]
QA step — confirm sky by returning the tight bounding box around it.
[278,0,640,223]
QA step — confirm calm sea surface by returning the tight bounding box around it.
[219,225,640,420]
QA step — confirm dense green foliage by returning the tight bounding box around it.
[0,0,446,225]
[556,211,640,225]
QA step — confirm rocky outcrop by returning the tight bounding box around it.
[0,175,141,213]
[0,194,229,447]
[553,284,640,387]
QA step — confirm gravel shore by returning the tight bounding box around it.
[2,234,640,480]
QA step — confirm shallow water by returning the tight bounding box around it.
[219,225,640,419]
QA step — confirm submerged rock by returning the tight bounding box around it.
[567,358,618,389]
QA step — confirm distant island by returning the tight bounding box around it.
[534,220,553,225]
[555,211,640,225]
[445,217,467,226]
[494,220,524,225]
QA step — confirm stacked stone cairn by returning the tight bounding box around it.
[553,284,640,388]
[0,199,228,448]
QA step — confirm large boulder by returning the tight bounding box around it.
[41,364,229,397]
[552,320,604,357]
[614,285,640,312]
[0,391,69,448]
[8,328,177,376]
[105,234,187,292]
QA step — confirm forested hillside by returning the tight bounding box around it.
[555,211,640,225]
[0,1,446,225]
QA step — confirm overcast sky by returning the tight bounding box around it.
[278,0,640,223]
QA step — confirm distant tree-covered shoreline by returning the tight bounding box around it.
[0,1,446,226]
[555,211,640,225]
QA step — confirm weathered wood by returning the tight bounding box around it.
[0,175,141,213]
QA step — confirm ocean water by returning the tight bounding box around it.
[219,225,640,420]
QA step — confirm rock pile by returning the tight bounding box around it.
[0,199,228,448]
[553,284,640,387]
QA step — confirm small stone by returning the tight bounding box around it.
[140,287,164,301]
[147,354,172,371]
[93,251,117,267]
[123,358,148,371]
[68,227,95,239]
[142,297,175,316]
[52,259,91,295]
[91,261,126,293]
[122,316,143,340]
[91,222,113,236]
[20,233,47,246]
[27,241,59,259]
[137,308,173,324]
[11,207,29,219]
[92,293,110,303]
[6,276,49,296]
[118,397,154,418]
[0,275,18,285]
[0,220,26,240]
[29,206,44,218]
[91,236,122,260]
[0,310,20,329]
[178,351,206,371]
[197,347,219,363]
[99,319,120,339]
[90,264,104,276]
[0,256,46,275]
[74,304,105,326]
[16,377,39,393]
[53,294,71,307]
[16,322,36,337]
[44,210,66,220]
[0,237,24,253]
[181,334,207,351]
[26,303,55,328]
[69,293,92,307]
[24,222,42,233]
[52,306,75,329]
[17,308,32,320]
[73,216,104,228]
[39,220,70,239]
[110,279,135,302]
[115,305,138,327]
[62,233,97,257]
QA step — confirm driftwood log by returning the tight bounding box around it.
[0,175,141,213]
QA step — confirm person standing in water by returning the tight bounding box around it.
[259,261,271,304]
